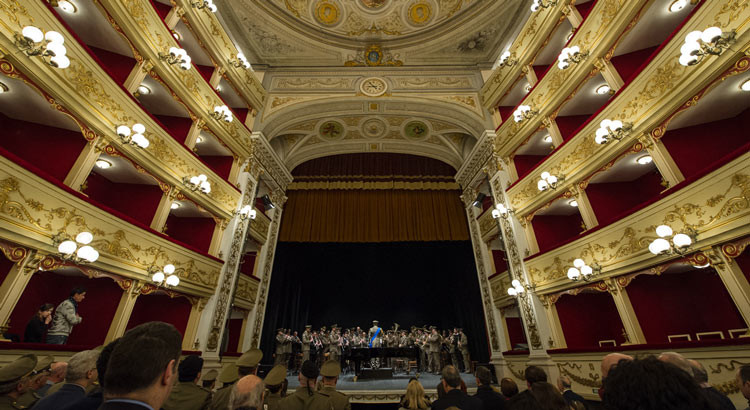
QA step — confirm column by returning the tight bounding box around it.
[543,118,565,148]
[150,187,177,232]
[209,67,225,89]
[208,219,227,257]
[491,107,503,129]
[63,138,103,190]
[540,296,567,349]
[182,298,209,350]
[639,134,684,189]
[237,310,251,352]
[184,120,206,150]
[499,308,513,350]
[504,156,519,183]
[228,157,242,186]
[606,279,646,345]
[244,109,258,130]
[594,58,625,92]
[104,281,141,343]
[710,246,750,329]
[0,250,40,327]
[563,4,584,28]
[570,187,599,229]
[163,6,184,30]
[124,59,153,95]
[525,65,538,87]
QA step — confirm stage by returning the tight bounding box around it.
[285,371,478,403]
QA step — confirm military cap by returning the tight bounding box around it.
[320,360,341,378]
[218,363,239,384]
[429,326,436,330]
[372,320,379,324]
[237,348,263,367]
[305,325,312,328]
[331,324,338,329]
[277,328,285,332]
[0,354,37,383]
[300,360,319,379]
[33,355,54,374]
[203,369,218,382]
[321,326,327,330]
[264,365,287,386]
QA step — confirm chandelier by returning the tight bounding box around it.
[184,174,211,194]
[557,46,587,70]
[567,258,601,282]
[648,225,696,255]
[493,51,517,70]
[594,119,632,145]
[507,279,525,296]
[160,47,192,70]
[14,26,70,69]
[150,264,180,288]
[116,123,149,149]
[679,27,735,66]
[491,203,513,219]
[537,171,563,191]
[212,105,233,123]
[53,232,99,263]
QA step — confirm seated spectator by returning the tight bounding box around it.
[507,365,547,409]
[37,361,66,397]
[688,359,735,410]
[598,353,633,400]
[101,321,183,410]
[61,338,120,410]
[0,354,38,406]
[229,375,265,410]
[163,355,212,410]
[501,377,519,399]
[530,382,570,410]
[24,303,53,343]
[473,366,506,409]
[400,379,431,410]
[735,364,749,410]
[557,376,587,409]
[14,354,53,408]
[603,356,716,410]
[658,352,694,376]
[33,349,100,410]
[431,365,482,410]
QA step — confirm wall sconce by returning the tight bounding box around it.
[648,225,697,255]
[513,105,537,123]
[493,51,517,70]
[212,105,233,123]
[491,203,513,219]
[537,171,563,191]
[14,26,70,69]
[229,53,252,70]
[160,47,192,70]
[567,258,601,282]
[507,279,526,296]
[236,205,257,220]
[116,123,149,149]
[184,174,211,194]
[149,264,180,288]
[594,119,632,145]
[557,46,587,70]
[52,231,99,263]
[679,27,735,66]
[191,0,217,12]
[530,0,557,12]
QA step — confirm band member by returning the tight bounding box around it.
[329,326,341,363]
[459,328,470,373]
[302,325,313,362]
[428,327,441,374]
[368,320,382,347]
[275,329,286,365]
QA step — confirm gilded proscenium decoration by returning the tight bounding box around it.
[345,45,403,67]
[250,201,284,348]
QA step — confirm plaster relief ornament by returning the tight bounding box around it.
[315,0,341,25]
[360,77,388,96]
[362,118,387,139]
[361,0,388,8]
[345,45,403,66]
[319,121,344,140]
[404,121,429,140]
[408,2,432,25]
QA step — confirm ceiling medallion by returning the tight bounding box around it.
[361,0,388,9]
[360,77,388,97]
[408,2,432,25]
[362,118,388,139]
[314,0,341,26]
[345,44,403,67]
[319,120,345,140]
[404,121,429,140]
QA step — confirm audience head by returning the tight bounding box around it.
[264,365,286,394]
[66,349,100,387]
[500,377,518,398]
[96,339,120,389]
[202,369,218,389]
[601,353,633,379]
[557,375,572,392]
[299,360,319,388]
[658,352,694,377]
[70,286,87,302]
[237,349,263,377]
[524,365,547,388]
[687,359,709,386]
[229,375,264,410]
[530,381,569,410]
[178,355,204,383]
[28,355,53,390]
[441,365,461,390]
[37,303,54,319]
[603,356,714,410]
[48,361,67,383]
[737,364,750,401]
[403,379,429,410]
[320,360,341,385]
[474,366,492,387]
[0,354,37,399]
[103,321,182,409]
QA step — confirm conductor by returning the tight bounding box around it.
[368,320,383,348]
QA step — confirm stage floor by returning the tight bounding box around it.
[286,370,478,393]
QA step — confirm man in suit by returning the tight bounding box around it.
[558,376,587,409]
[0,354,37,410]
[162,355,212,410]
[474,365,506,410]
[33,349,100,410]
[99,321,182,409]
[302,325,313,362]
[507,365,547,409]
[432,365,482,410]
[319,360,351,410]
[262,365,287,410]
[278,361,333,410]
[61,338,121,410]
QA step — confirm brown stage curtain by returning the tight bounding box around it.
[279,189,470,243]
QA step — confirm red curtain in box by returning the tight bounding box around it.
[151,1,172,20]
[153,115,193,144]
[492,250,508,275]
[660,109,749,180]
[610,46,659,84]
[585,171,664,226]
[240,252,257,277]
[226,317,244,353]
[196,65,214,84]
[506,317,527,349]
[254,197,267,216]
[555,115,591,141]
[532,65,549,82]
[8,271,122,346]
[233,108,249,124]
[514,154,546,179]
[200,155,234,181]
[531,214,585,253]
[555,291,625,348]
[575,1,596,20]
[165,215,216,253]
[626,269,746,343]
[735,248,750,284]
[83,173,164,227]
[88,46,136,86]
[126,293,192,336]
[0,114,87,182]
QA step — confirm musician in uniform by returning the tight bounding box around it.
[275,329,287,366]
[278,361,333,410]
[368,320,382,347]
[320,327,330,362]
[459,329,470,373]
[450,328,461,371]
[302,325,313,362]
[417,329,428,372]
[262,365,287,410]
[319,361,351,410]
[428,327,442,374]
[329,326,341,363]
[283,329,293,367]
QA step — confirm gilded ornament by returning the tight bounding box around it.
[315,0,341,25]
[408,2,432,25]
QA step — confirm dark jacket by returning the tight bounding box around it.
[562,390,587,408]
[507,390,541,410]
[33,383,87,410]
[432,388,484,410]
[474,385,507,410]
[97,399,154,409]
[24,315,47,343]
[701,386,736,410]
[62,389,103,410]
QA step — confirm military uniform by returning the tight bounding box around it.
[302,326,313,362]
[319,360,350,410]
[328,331,341,363]
[278,387,333,410]
[263,365,287,410]
[428,330,441,373]
[275,330,287,365]
[368,321,382,347]
[14,354,53,409]
[0,354,38,410]
[459,331,470,373]
[208,363,238,410]
[162,381,212,410]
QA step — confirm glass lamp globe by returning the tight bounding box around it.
[76,231,93,244]
[132,123,146,134]
[58,240,77,255]
[22,26,44,43]
[45,31,65,45]
[163,264,176,275]
[116,125,131,137]
[540,172,550,180]
[649,238,670,255]
[492,209,501,219]
[511,279,521,288]
[655,225,673,238]
[685,31,702,43]
[50,55,70,69]
[672,233,692,248]
[701,27,723,43]
[573,258,585,268]
[567,267,580,280]
[77,246,98,262]
[581,265,593,276]
[166,274,180,287]
[537,180,548,191]
[152,271,165,283]
[508,287,517,296]
[515,285,525,294]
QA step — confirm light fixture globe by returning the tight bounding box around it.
[649,238,670,255]
[701,27,723,43]
[165,274,180,287]
[75,231,93,245]
[22,26,44,43]
[116,125,131,137]
[581,265,593,276]
[672,233,692,248]
[573,258,585,268]
[511,279,521,288]
[58,240,77,255]
[44,31,65,45]
[567,267,580,280]
[163,264,176,275]
[540,171,550,180]
[508,287,517,296]
[152,271,165,283]
[77,245,98,262]
[655,225,673,238]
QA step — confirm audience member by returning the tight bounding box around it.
[400,379,431,410]
[209,363,240,410]
[658,352,694,376]
[736,364,750,410]
[33,349,99,410]
[24,303,53,343]
[277,360,333,410]
[530,382,569,410]
[557,376,587,409]
[37,360,66,397]
[162,355,212,410]
[101,321,182,410]
[436,380,447,400]
[598,353,633,400]
[14,354,52,408]
[507,365,547,409]
[263,365,288,410]
[211,350,263,410]
[501,377,519,399]
[320,360,350,410]
[473,366,506,409]
[431,365,482,410]
[0,354,37,408]
[228,375,265,410]
[62,338,120,410]
[688,359,735,410]
[47,287,86,344]
[202,369,218,391]
[603,356,716,410]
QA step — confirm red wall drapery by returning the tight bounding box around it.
[531,214,585,254]
[506,317,528,349]
[126,293,192,336]
[226,317,244,353]
[165,215,216,253]
[586,170,664,226]
[83,172,164,227]
[555,291,626,348]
